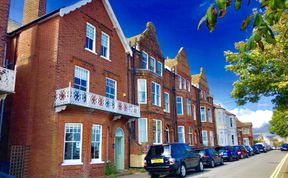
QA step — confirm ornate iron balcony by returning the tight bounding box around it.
[0,66,16,96]
[55,87,140,118]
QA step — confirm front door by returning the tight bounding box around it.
[115,128,124,170]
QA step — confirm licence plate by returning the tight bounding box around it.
[151,159,164,164]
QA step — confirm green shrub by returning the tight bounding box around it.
[105,162,117,176]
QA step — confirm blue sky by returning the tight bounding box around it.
[9,0,274,127]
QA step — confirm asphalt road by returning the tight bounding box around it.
[121,150,287,178]
[182,150,287,178]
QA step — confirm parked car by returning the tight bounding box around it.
[281,144,288,151]
[233,145,249,159]
[215,146,238,162]
[254,143,267,153]
[252,145,260,154]
[144,143,204,177]
[245,146,254,156]
[194,148,224,168]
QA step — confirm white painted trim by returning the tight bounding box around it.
[141,51,149,70]
[150,57,156,73]
[152,81,161,107]
[137,79,147,104]
[106,77,117,100]
[85,22,96,53]
[200,106,207,122]
[176,96,183,115]
[138,118,148,144]
[178,126,185,143]
[91,124,103,163]
[153,119,162,144]
[74,65,90,92]
[101,31,110,60]
[164,92,170,113]
[59,0,132,55]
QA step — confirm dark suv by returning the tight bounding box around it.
[281,144,288,151]
[144,143,204,177]
[215,146,238,162]
[194,148,224,168]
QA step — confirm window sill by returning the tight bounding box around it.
[91,160,105,164]
[85,48,98,55]
[100,56,111,62]
[61,162,83,166]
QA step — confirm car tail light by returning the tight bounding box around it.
[169,158,175,165]
[144,160,147,167]
[237,151,241,154]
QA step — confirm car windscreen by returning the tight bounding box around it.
[194,149,206,157]
[234,146,240,150]
[215,147,225,151]
[147,145,171,157]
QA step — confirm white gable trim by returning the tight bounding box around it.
[59,0,132,56]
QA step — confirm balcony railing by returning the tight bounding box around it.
[55,87,140,118]
[0,66,16,95]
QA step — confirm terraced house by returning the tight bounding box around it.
[191,69,217,147]
[5,0,140,177]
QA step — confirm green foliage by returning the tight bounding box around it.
[253,139,263,144]
[269,109,288,137]
[105,162,118,176]
[198,0,288,50]
[225,13,288,108]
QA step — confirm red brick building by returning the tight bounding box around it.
[191,68,217,147]
[127,22,176,167]
[6,0,140,177]
[0,0,17,162]
[165,48,201,147]
[237,119,254,146]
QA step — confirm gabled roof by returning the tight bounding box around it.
[8,0,132,55]
[165,47,188,69]
[60,0,132,55]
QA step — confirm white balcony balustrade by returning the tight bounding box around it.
[0,66,16,98]
[55,87,140,118]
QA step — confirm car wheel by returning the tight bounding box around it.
[178,164,187,177]
[151,174,159,178]
[210,160,215,168]
[196,161,204,172]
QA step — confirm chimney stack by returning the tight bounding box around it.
[0,0,10,66]
[22,0,46,25]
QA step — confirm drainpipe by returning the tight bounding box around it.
[196,87,202,146]
[170,72,177,142]
[106,126,109,163]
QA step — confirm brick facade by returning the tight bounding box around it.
[8,0,134,177]
[237,119,254,146]
[0,0,10,66]
[192,68,217,147]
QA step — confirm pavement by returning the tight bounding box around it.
[119,150,287,178]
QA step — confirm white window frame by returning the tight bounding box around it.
[176,96,183,115]
[186,98,191,116]
[193,104,197,121]
[200,106,207,122]
[150,57,156,72]
[63,123,83,165]
[210,131,214,146]
[164,92,170,113]
[141,51,148,69]
[153,119,162,144]
[137,79,147,104]
[156,61,163,76]
[106,78,117,99]
[178,75,182,89]
[188,127,193,146]
[183,79,186,90]
[91,124,104,164]
[74,66,90,92]
[152,81,161,107]
[178,126,185,143]
[202,130,208,146]
[208,108,212,123]
[101,31,110,60]
[187,81,191,92]
[138,118,148,144]
[85,22,96,53]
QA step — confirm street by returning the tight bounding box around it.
[121,150,287,178]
